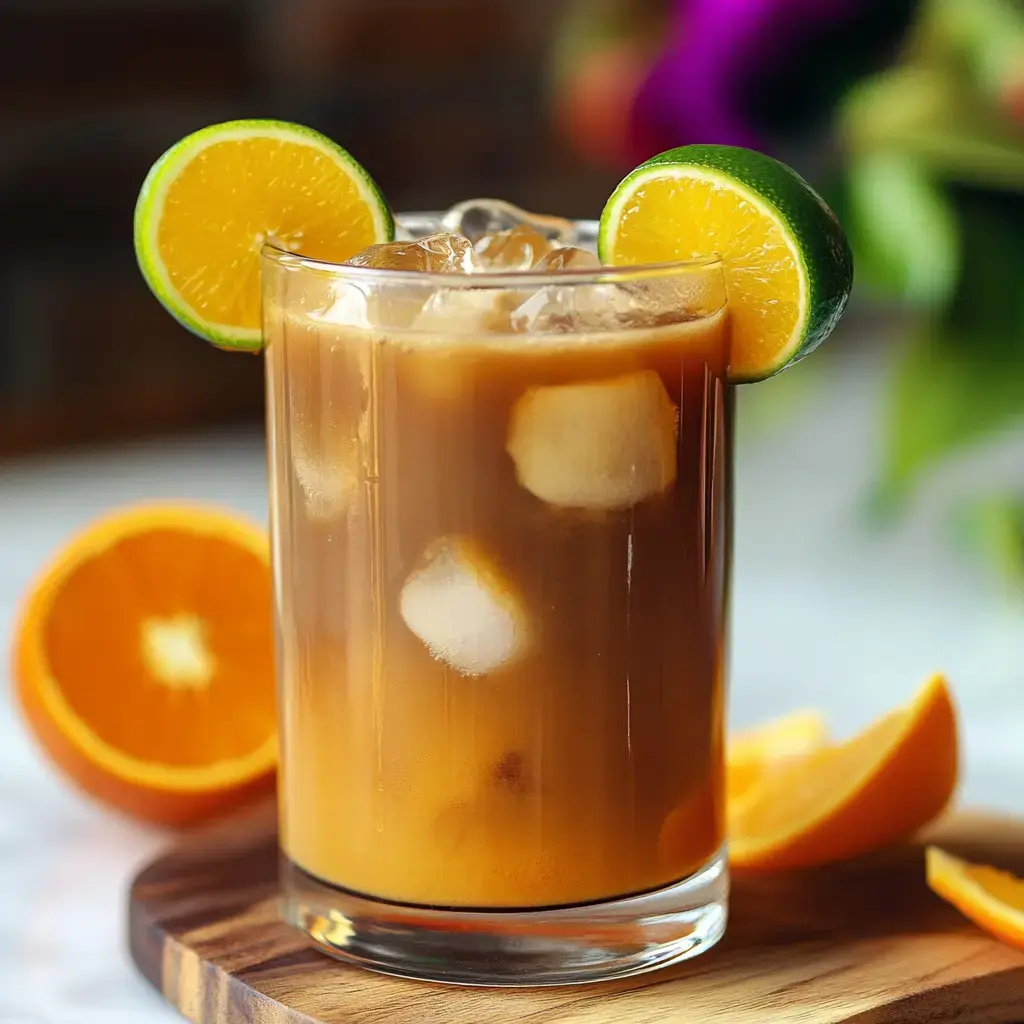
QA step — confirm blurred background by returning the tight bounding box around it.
[1,0,1024,697]
[2,0,1022,546]
[1,3,1023,1017]
[0,0,607,453]
[0,0,1022,675]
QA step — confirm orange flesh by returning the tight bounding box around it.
[43,527,275,769]
[730,711,905,838]
[728,675,958,870]
[962,866,1024,911]
[611,174,803,376]
[157,138,379,331]
[929,848,1024,951]
[726,711,829,802]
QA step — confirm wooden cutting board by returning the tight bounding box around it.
[129,801,1024,1023]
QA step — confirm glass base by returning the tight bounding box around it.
[281,850,728,987]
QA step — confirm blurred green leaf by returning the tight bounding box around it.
[841,64,969,150]
[916,0,1024,106]
[944,184,1024,335]
[953,496,1024,588]
[845,150,959,305]
[841,63,1024,192]
[876,186,1024,506]
[878,320,1024,506]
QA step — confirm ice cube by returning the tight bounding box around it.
[506,372,678,510]
[412,288,508,334]
[286,336,370,521]
[475,225,554,271]
[399,537,529,677]
[622,274,715,325]
[532,246,602,272]
[292,434,361,522]
[311,280,374,329]
[346,232,484,274]
[510,280,636,334]
[442,199,574,247]
[509,249,634,332]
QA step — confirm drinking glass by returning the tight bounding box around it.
[262,217,732,986]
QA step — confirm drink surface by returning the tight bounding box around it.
[265,220,732,908]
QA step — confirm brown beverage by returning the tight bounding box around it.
[264,225,731,910]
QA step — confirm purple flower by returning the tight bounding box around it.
[630,0,866,156]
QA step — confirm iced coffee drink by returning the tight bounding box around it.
[264,206,731,981]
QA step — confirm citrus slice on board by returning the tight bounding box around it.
[599,144,854,382]
[13,505,276,826]
[727,710,830,804]
[728,674,958,870]
[926,847,1024,952]
[134,119,393,351]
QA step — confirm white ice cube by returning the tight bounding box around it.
[399,537,529,677]
[412,288,508,334]
[506,371,678,510]
[475,224,554,271]
[510,282,637,334]
[531,246,602,272]
[441,199,574,247]
[312,282,373,329]
[347,232,484,273]
[292,435,361,522]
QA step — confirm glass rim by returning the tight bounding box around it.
[260,214,724,289]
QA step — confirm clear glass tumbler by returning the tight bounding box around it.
[262,217,732,986]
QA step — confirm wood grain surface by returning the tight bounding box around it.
[129,802,1024,1023]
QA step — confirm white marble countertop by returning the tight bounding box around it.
[1,342,1023,1022]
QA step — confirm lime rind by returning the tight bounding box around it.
[133,119,394,352]
[598,144,853,383]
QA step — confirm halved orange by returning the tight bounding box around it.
[727,710,830,804]
[599,144,853,382]
[13,504,276,827]
[927,846,1024,952]
[729,674,958,870]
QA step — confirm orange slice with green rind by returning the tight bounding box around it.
[599,144,853,382]
[134,119,393,351]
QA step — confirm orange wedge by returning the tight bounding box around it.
[13,504,276,826]
[729,674,958,870]
[727,710,830,804]
[926,847,1024,952]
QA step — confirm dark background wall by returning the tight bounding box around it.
[0,0,613,456]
